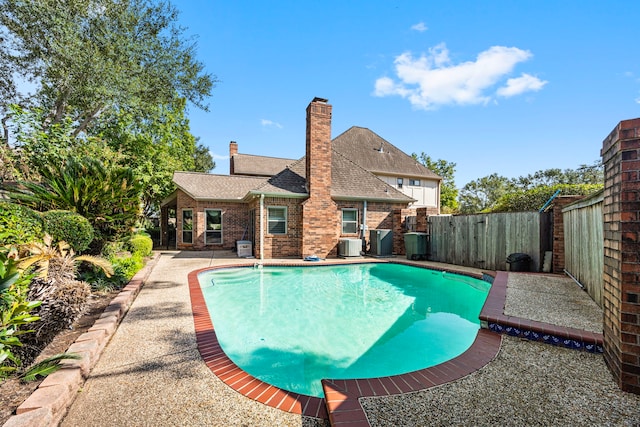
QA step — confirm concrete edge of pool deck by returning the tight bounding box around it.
[188,259,504,426]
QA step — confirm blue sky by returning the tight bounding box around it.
[172,0,640,187]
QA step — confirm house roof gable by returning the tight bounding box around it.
[172,171,267,201]
[232,153,296,177]
[332,126,442,180]
[251,152,414,203]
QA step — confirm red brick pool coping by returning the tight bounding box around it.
[188,261,503,426]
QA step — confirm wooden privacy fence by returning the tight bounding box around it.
[562,190,604,307]
[428,211,552,271]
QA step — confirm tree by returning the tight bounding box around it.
[412,152,459,213]
[513,161,603,189]
[459,162,604,213]
[0,0,216,140]
[193,143,215,173]
[93,99,202,215]
[459,173,514,213]
[491,184,602,212]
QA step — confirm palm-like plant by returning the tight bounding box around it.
[2,156,142,244]
[18,234,113,281]
[14,235,114,364]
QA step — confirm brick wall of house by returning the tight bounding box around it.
[253,197,304,259]
[302,98,341,258]
[175,190,249,251]
[601,117,640,394]
[364,202,410,253]
[551,195,585,273]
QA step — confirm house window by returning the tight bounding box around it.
[409,179,421,186]
[205,209,222,244]
[397,178,403,188]
[267,207,287,234]
[182,209,193,244]
[342,209,358,234]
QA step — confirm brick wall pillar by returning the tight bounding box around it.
[551,196,584,274]
[392,209,417,255]
[601,118,640,394]
[416,207,428,233]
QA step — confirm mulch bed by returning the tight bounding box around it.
[0,289,120,424]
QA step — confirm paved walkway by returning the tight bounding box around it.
[61,251,309,427]
[51,251,639,426]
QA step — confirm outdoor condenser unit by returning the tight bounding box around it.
[370,229,393,257]
[339,238,362,257]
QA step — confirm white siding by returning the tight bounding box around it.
[378,175,439,208]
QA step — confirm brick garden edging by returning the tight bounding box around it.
[2,253,160,427]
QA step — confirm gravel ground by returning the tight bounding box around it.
[504,273,603,333]
[362,272,638,426]
[361,336,640,426]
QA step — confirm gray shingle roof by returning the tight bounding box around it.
[250,152,414,203]
[232,153,296,177]
[332,126,442,180]
[172,127,424,204]
[173,171,267,201]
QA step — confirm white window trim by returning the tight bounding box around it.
[409,179,421,186]
[182,209,193,244]
[204,209,223,245]
[342,208,359,235]
[267,206,287,235]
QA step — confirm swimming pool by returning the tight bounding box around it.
[198,263,490,397]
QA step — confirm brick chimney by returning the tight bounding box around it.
[302,97,340,258]
[229,141,238,175]
[305,97,332,197]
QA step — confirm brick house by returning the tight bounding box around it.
[160,97,441,259]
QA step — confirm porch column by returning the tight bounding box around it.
[160,206,169,248]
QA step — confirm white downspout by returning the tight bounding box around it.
[259,194,265,262]
[362,200,368,252]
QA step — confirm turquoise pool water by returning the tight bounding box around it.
[199,263,490,397]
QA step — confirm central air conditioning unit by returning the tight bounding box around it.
[339,238,362,257]
[370,229,393,257]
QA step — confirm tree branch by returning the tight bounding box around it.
[71,104,103,138]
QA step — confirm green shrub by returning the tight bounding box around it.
[0,202,43,245]
[127,235,153,257]
[81,251,145,291]
[101,241,126,259]
[42,210,94,252]
[114,253,144,280]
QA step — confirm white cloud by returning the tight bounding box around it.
[374,44,545,109]
[261,119,283,129]
[210,152,229,161]
[411,22,428,32]
[497,73,547,97]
